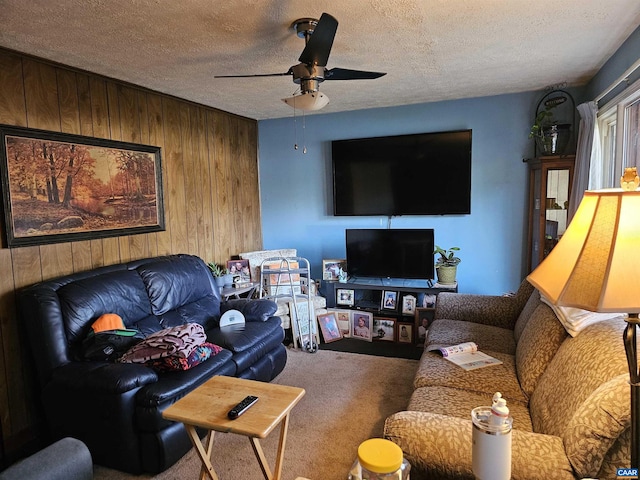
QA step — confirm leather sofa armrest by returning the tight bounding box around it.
[384,411,574,479]
[221,298,277,322]
[434,292,523,329]
[50,361,158,394]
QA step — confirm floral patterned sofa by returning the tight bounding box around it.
[384,280,631,480]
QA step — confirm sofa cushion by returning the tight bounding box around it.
[408,386,534,431]
[413,350,527,403]
[529,317,628,437]
[515,303,567,398]
[136,255,220,329]
[57,269,154,346]
[563,373,630,478]
[513,289,541,343]
[384,411,575,480]
[426,319,516,355]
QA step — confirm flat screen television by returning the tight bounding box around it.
[332,129,472,216]
[346,229,435,280]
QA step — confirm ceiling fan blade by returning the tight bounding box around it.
[214,72,291,78]
[324,68,387,80]
[298,13,338,67]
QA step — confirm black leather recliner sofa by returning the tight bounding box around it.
[18,254,287,474]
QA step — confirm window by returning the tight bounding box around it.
[595,79,640,188]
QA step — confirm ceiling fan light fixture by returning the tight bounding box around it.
[282,91,330,111]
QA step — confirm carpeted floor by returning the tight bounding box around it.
[93,348,418,480]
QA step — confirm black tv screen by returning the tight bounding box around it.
[346,229,435,280]
[332,130,471,216]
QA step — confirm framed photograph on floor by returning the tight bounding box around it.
[317,312,343,343]
[336,288,355,307]
[327,308,352,337]
[351,311,373,342]
[373,317,396,342]
[381,290,397,311]
[397,322,414,344]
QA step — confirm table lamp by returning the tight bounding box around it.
[527,174,640,468]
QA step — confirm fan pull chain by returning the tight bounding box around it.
[302,111,307,154]
[293,106,298,150]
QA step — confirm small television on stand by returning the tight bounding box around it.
[345,229,435,285]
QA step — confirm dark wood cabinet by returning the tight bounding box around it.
[526,155,575,272]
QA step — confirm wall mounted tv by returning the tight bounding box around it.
[346,228,435,280]
[332,129,472,216]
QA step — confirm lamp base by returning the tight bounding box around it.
[623,313,640,469]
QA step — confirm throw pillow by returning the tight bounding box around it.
[144,342,223,372]
[118,323,206,363]
[540,295,622,337]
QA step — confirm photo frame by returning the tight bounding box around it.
[317,312,343,343]
[397,322,414,344]
[373,317,396,342]
[401,294,417,315]
[327,308,352,338]
[415,308,433,345]
[351,311,373,342]
[417,293,437,308]
[322,259,346,281]
[0,125,164,247]
[336,288,355,307]
[227,259,251,282]
[381,290,398,311]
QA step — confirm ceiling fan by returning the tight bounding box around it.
[214,13,386,111]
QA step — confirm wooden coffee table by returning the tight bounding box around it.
[163,375,305,480]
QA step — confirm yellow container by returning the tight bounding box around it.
[348,438,410,479]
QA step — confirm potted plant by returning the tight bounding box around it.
[434,246,460,285]
[208,262,234,290]
[529,108,570,155]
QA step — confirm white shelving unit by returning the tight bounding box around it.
[259,256,318,353]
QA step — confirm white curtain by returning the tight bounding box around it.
[568,101,598,221]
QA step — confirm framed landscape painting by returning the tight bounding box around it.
[0,125,164,247]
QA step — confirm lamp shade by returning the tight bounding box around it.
[282,91,329,111]
[527,189,640,313]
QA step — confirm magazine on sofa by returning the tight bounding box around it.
[427,341,502,371]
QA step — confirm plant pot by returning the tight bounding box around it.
[214,274,234,291]
[535,123,571,155]
[436,265,457,285]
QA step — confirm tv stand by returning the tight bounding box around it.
[319,278,458,347]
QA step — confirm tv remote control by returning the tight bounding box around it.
[227,395,259,419]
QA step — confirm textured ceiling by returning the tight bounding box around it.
[1,1,639,120]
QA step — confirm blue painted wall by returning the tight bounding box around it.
[257,27,639,295]
[258,92,542,295]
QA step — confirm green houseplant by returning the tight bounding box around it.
[207,262,233,290]
[434,246,460,285]
[529,108,570,155]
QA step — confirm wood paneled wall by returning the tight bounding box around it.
[0,48,262,458]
